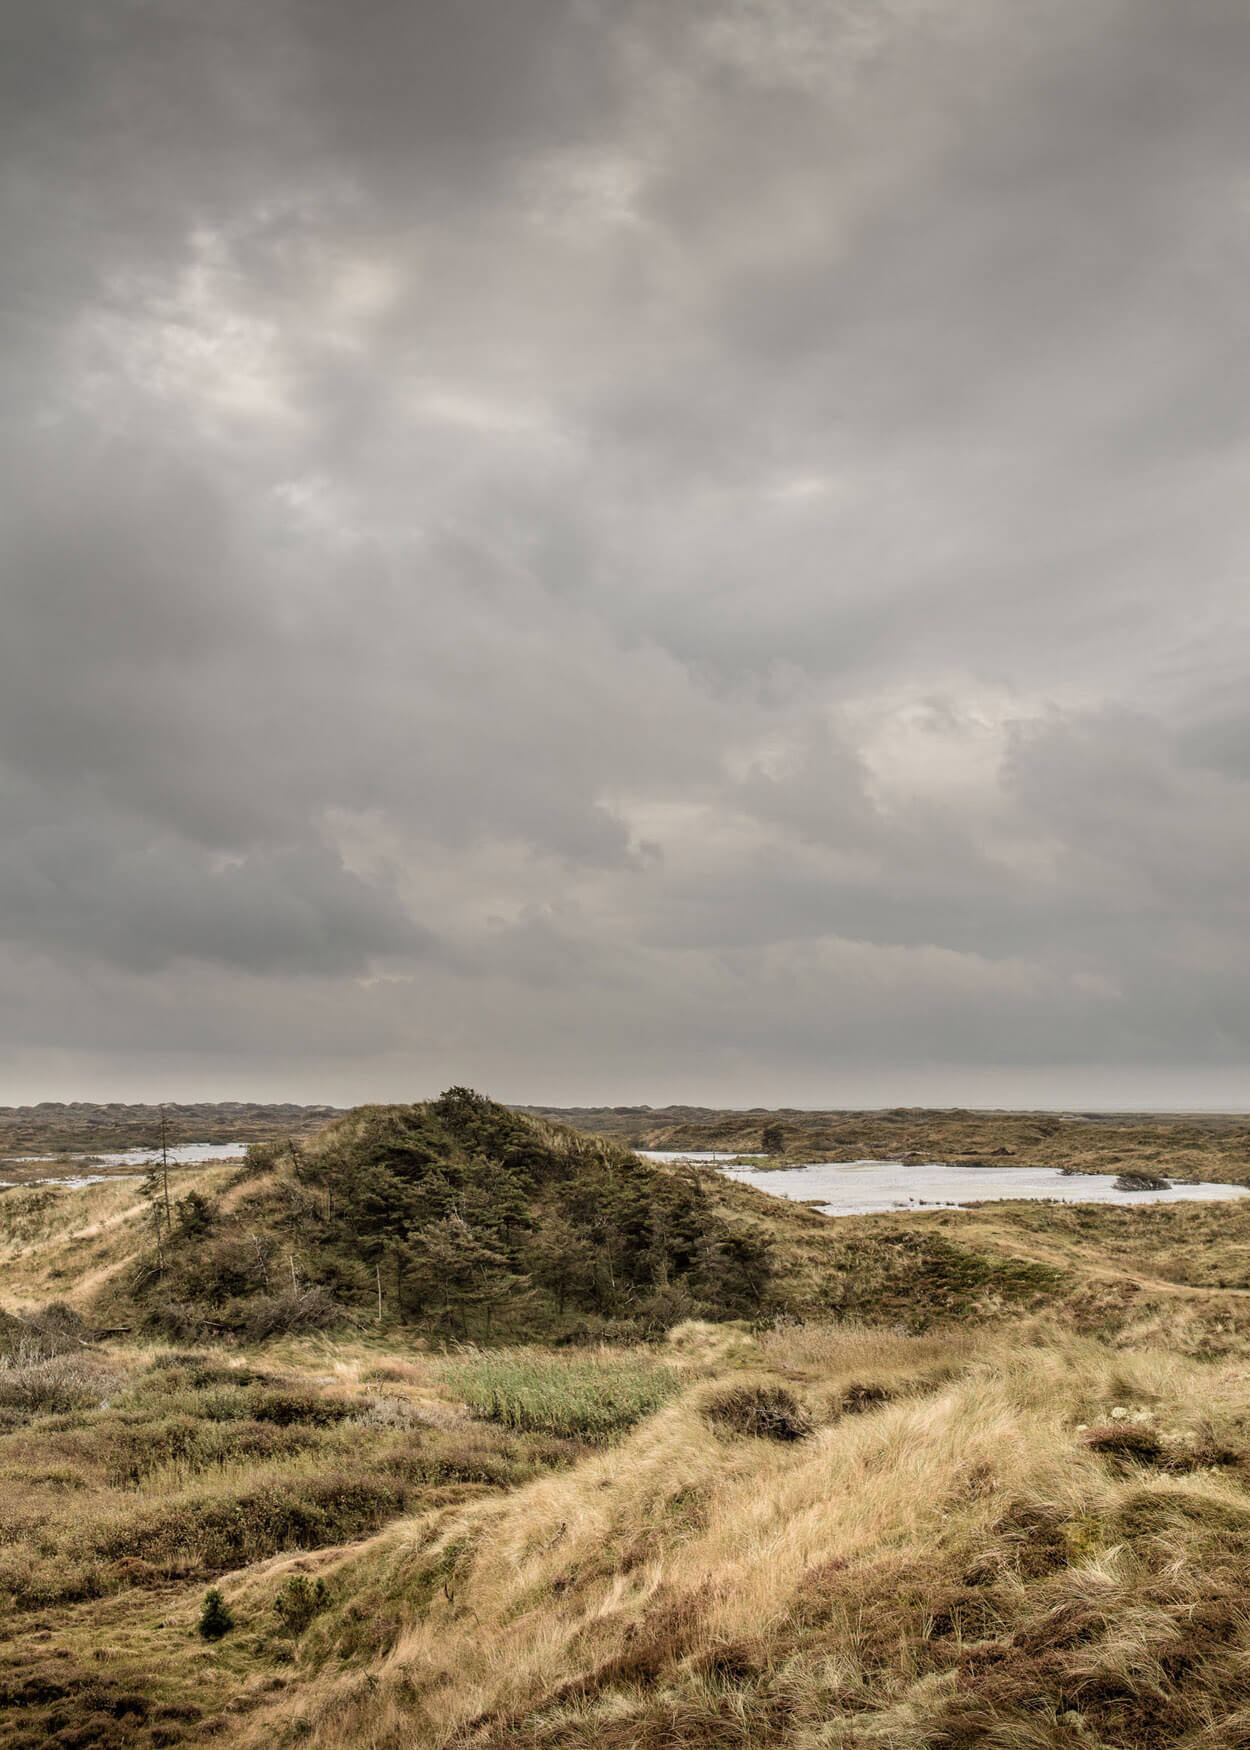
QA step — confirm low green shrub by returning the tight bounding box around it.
[244,1387,356,1426]
[0,1300,89,1359]
[146,1351,225,1376]
[100,1414,317,1485]
[381,1424,563,1488]
[143,1352,267,1389]
[175,1190,216,1237]
[233,1286,338,1341]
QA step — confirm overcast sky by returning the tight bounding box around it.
[3,1,1249,1109]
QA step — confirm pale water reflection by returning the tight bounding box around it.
[715,1159,1250,1217]
[0,1141,250,1188]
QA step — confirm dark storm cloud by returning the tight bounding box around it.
[1,0,1248,1104]
[0,774,430,975]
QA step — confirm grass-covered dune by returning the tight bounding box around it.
[0,1329,670,1747]
[7,1319,1249,1750]
[8,1094,1250,1746]
[13,1089,1250,1352]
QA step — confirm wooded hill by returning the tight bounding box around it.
[109,1090,775,1344]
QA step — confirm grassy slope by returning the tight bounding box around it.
[7,1105,1250,1745]
[225,1323,1250,1750]
[0,1164,241,1308]
[702,1166,1250,1350]
[13,1317,1250,1750]
[17,1139,1250,1347]
[0,1335,611,1749]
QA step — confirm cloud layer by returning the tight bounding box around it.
[3,0,1249,1105]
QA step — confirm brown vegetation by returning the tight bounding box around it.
[5,1097,1250,1746]
[0,1103,341,1160]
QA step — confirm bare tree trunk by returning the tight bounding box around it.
[160,1107,172,1228]
[248,1231,270,1288]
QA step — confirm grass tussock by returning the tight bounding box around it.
[438,1347,680,1440]
[699,1378,814,1441]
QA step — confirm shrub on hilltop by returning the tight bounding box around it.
[117,1089,775,1344]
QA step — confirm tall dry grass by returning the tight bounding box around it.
[221,1324,1250,1749]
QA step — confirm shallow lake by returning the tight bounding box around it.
[715,1159,1250,1217]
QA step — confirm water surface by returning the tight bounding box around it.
[719,1159,1250,1217]
[7,1142,249,1168]
[637,1149,739,1164]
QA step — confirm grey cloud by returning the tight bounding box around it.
[1,0,1248,1102]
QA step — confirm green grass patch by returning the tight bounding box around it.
[439,1349,680,1441]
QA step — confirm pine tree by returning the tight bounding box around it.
[198,1588,234,1640]
[531,1215,597,1315]
[406,1214,527,1338]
